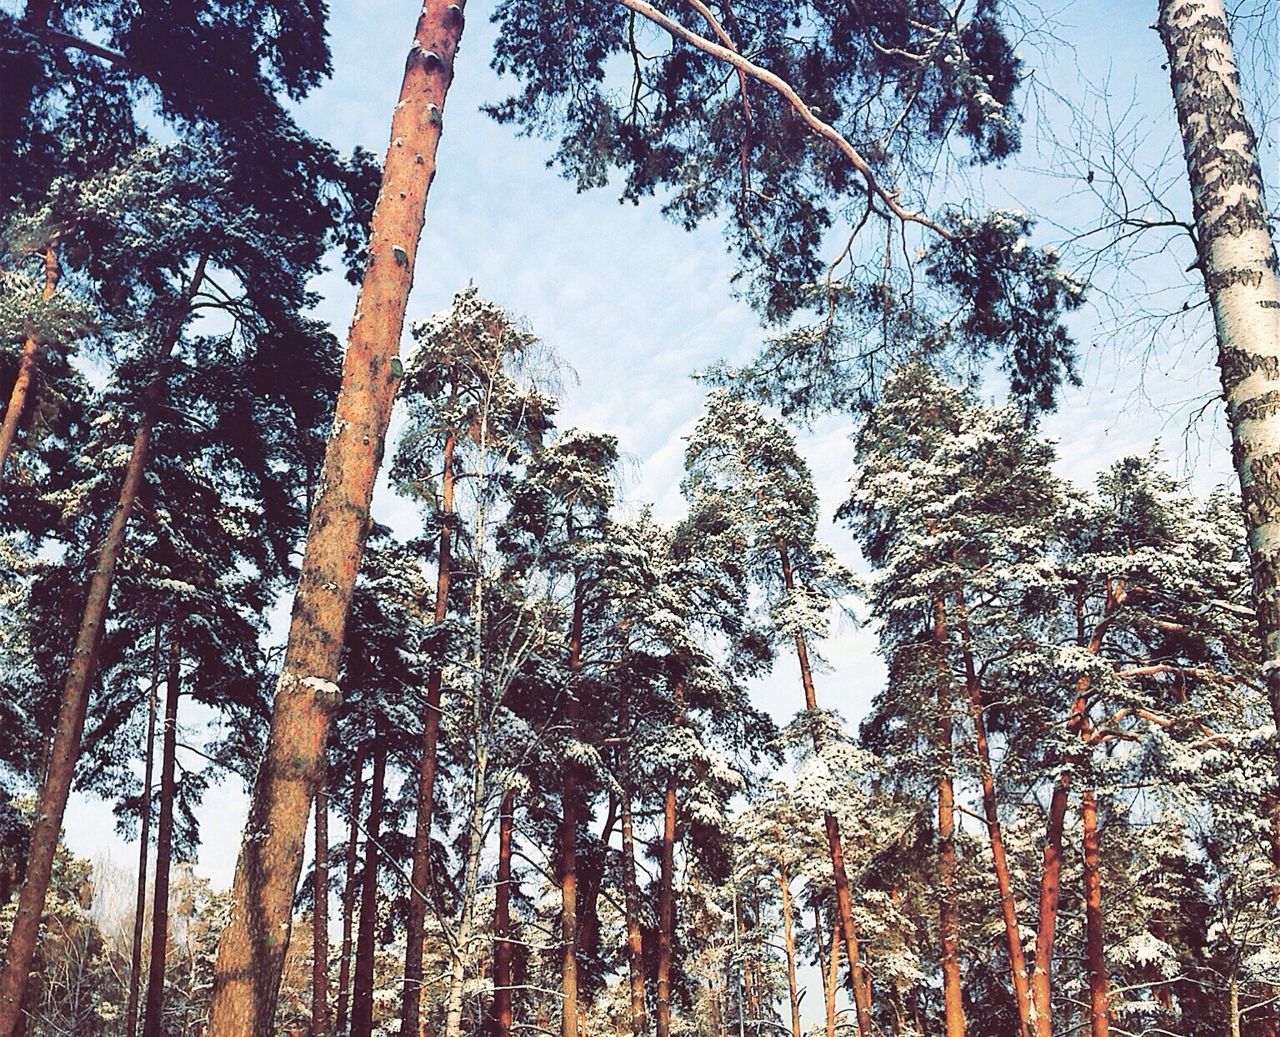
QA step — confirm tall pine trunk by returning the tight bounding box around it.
[561,580,585,1037]
[402,429,456,1037]
[618,724,647,1037]
[350,740,387,1037]
[1080,785,1109,1037]
[491,787,516,1037]
[655,771,677,1037]
[778,542,875,1036]
[141,628,182,1037]
[311,755,330,1037]
[0,240,58,483]
[1157,0,1280,779]
[335,752,366,1035]
[932,597,966,1037]
[777,860,801,1037]
[953,594,1033,1037]
[125,627,162,1037]
[817,907,837,1037]
[0,258,206,1037]
[206,0,467,1025]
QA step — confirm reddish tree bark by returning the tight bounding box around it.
[491,787,516,1037]
[778,542,875,1036]
[311,755,330,1037]
[142,626,182,1037]
[401,429,456,1036]
[334,752,366,1036]
[1080,784,1109,1037]
[655,679,687,1037]
[561,580,585,1037]
[0,258,205,1037]
[205,0,467,1026]
[350,740,387,1037]
[777,860,801,1037]
[816,906,837,1037]
[932,597,966,1037]
[124,627,162,1037]
[618,720,647,1037]
[953,594,1033,1037]
[0,240,58,483]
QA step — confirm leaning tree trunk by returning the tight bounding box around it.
[491,787,516,1037]
[0,258,205,1037]
[0,240,58,484]
[1158,0,1280,782]
[816,906,837,1037]
[204,0,468,1027]
[141,629,182,1037]
[401,429,456,1037]
[350,740,387,1037]
[311,753,330,1037]
[778,542,875,1036]
[932,597,966,1037]
[335,751,366,1036]
[124,627,162,1037]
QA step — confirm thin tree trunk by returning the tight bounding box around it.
[932,597,966,1037]
[0,258,206,1037]
[402,429,456,1036]
[444,741,489,1037]
[335,751,366,1036]
[0,240,58,483]
[206,0,467,1025]
[1157,0,1280,777]
[1080,785,1109,1037]
[561,580,585,1037]
[777,861,801,1037]
[1031,774,1069,1037]
[778,542,874,1037]
[820,907,838,1037]
[350,739,387,1037]
[953,594,1033,1037]
[124,627,161,1037]
[141,627,182,1037]
[655,683,682,1037]
[311,754,330,1037]
[491,787,515,1037]
[618,701,648,1037]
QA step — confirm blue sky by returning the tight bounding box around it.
[65,0,1275,976]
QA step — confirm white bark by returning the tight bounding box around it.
[1158,0,1280,728]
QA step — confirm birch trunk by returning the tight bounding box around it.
[0,258,205,1037]
[1157,0,1280,764]
[402,429,456,1037]
[141,631,181,1037]
[777,861,801,1037]
[443,742,488,1037]
[124,628,162,1037]
[0,240,58,483]
[206,1,467,1026]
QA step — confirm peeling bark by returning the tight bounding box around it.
[311,756,330,1037]
[205,0,468,1027]
[1157,0,1280,770]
